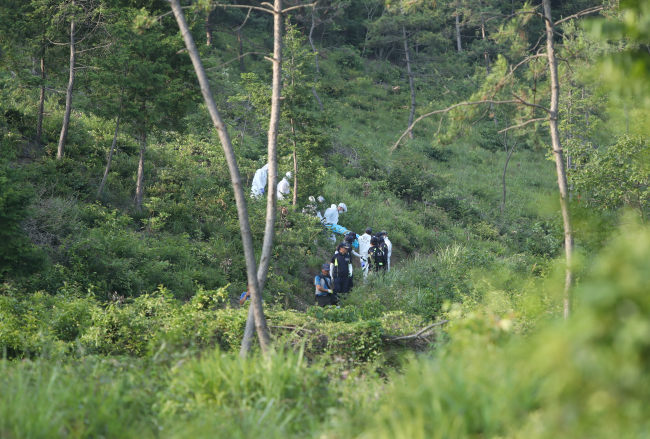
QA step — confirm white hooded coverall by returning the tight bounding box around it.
[250,164,269,198]
[277,177,291,200]
[323,204,339,225]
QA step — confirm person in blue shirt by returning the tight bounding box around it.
[314,263,334,306]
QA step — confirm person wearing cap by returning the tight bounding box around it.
[379,230,392,271]
[314,263,334,306]
[330,242,353,300]
[277,171,292,200]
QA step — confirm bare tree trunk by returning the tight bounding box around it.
[500,133,516,214]
[36,53,45,146]
[291,118,298,206]
[206,8,214,46]
[170,0,272,353]
[308,8,323,110]
[56,2,75,160]
[97,114,120,198]
[480,13,490,74]
[292,148,298,206]
[403,26,416,139]
[455,13,462,53]
[134,130,146,210]
[241,0,284,356]
[237,29,245,71]
[543,0,573,319]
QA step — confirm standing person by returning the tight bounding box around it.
[314,263,334,306]
[367,236,387,274]
[277,172,291,200]
[323,202,347,225]
[357,228,372,278]
[379,231,393,271]
[250,163,268,199]
[330,242,353,301]
[342,242,354,292]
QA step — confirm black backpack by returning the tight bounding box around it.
[371,246,386,270]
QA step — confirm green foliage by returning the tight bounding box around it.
[338,220,650,439]
[162,349,336,438]
[0,162,43,277]
[0,357,159,439]
[589,0,650,115]
[567,135,649,216]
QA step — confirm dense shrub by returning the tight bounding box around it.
[339,221,650,439]
[0,162,43,277]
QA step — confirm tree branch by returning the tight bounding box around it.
[233,7,252,31]
[76,42,112,53]
[206,52,267,70]
[554,5,604,26]
[270,325,314,333]
[213,3,274,14]
[507,53,547,79]
[498,117,547,133]
[383,320,449,341]
[392,100,520,151]
[282,1,317,14]
[511,92,550,113]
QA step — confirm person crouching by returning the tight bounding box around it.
[314,263,334,306]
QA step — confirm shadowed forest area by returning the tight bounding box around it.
[0,0,649,437]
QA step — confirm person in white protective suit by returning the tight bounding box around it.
[323,202,347,225]
[357,228,372,278]
[250,163,269,199]
[379,230,393,271]
[277,172,292,200]
[316,196,326,222]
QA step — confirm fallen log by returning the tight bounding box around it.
[382,319,449,342]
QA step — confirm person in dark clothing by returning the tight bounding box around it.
[367,236,387,273]
[342,242,354,292]
[330,243,353,298]
[314,264,334,306]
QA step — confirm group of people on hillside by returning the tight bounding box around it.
[248,165,393,307]
[315,222,393,307]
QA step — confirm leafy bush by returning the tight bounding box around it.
[567,135,649,216]
[0,162,43,277]
[336,221,650,439]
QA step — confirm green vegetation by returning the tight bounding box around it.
[0,0,648,437]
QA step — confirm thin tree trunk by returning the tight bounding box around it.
[241,0,284,356]
[134,130,146,210]
[36,53,45,146]
[56,1,75,160]
[500,133,515,214]
[403,26,416,139]
[291,118,298,206]
[97,114,120,198]
[292,147,298,206]
[455,13,462,53]
[237,29,245,71]
[481,13,490,74]
[543,0,573,319]
[206,8,214,46]
[308,8,323,110]
[170,0,272,353]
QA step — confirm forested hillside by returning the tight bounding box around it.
[1,0,648,437]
